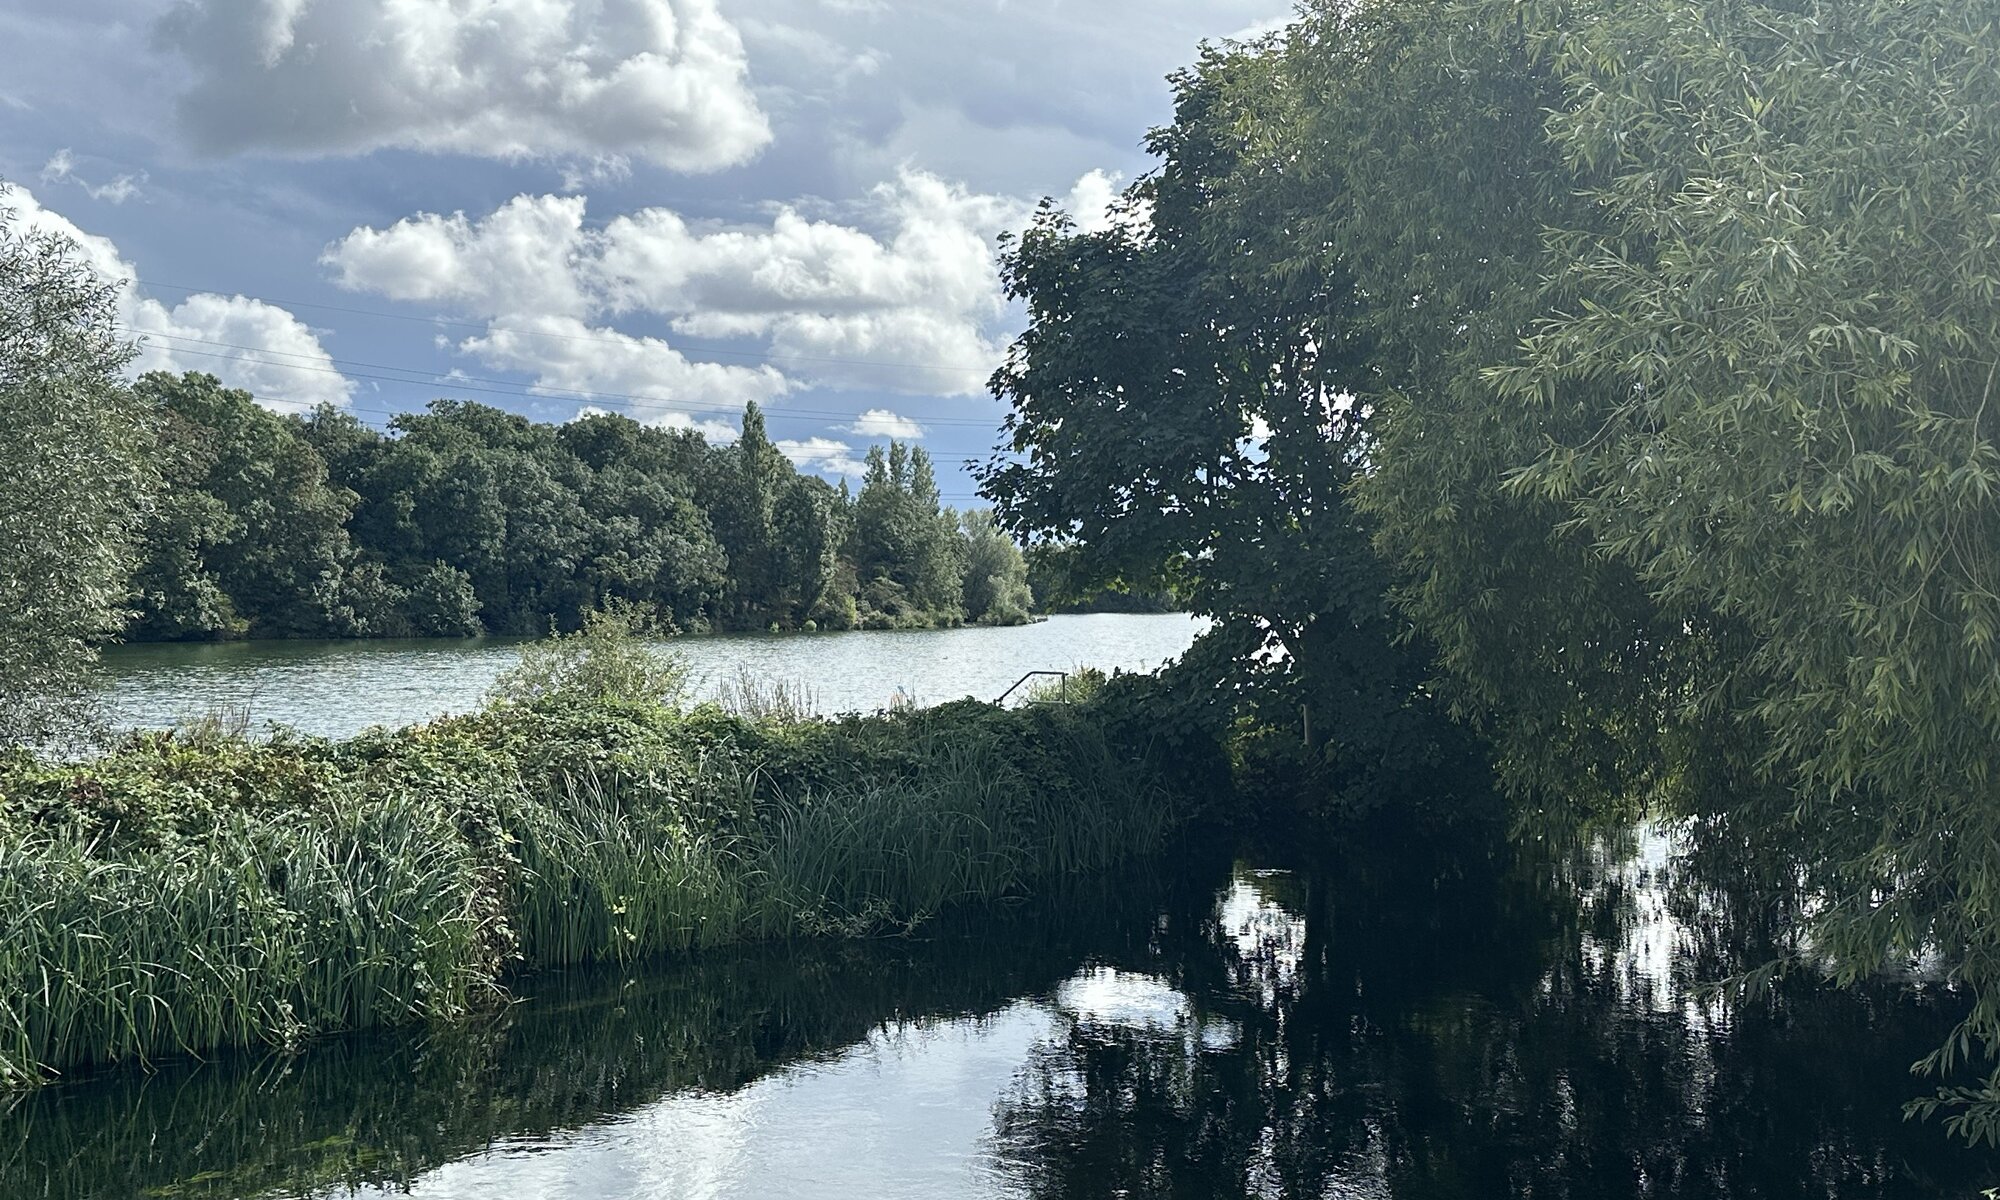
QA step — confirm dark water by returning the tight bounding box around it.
[5,828,1993,1199]
[94,613,1209,738]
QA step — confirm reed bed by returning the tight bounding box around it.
[0,676,1216,1084]
[0,793,487,1086]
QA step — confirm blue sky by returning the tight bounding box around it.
[1,0,1287,504]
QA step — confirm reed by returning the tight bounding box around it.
[712,667,821,723]
[0,790,488,1085]
[0,670,1217,1083]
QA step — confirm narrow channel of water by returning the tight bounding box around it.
[93,613,1208,738]
[6,828,1992,1199]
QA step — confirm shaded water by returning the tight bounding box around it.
[95,613,1208,738]
[6,829,1993,1199]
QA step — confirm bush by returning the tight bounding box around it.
[404,562,483,638]
[487,603,687,707]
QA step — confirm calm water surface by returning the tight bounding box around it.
[96,613,1207,737]
[7,829,1994,1199]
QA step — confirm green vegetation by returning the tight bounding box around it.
[0,190,154,748]
[7,0,1999,1156]
[0,629,1218,1084]
[125,373,1030,640]
[485,601,690,707]
[982,0,2000,1143]
[0,865,1207,1200]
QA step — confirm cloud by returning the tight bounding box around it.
[1066,167,1155,236]
[464,314,790,418]
[570,403,738,443]
[326,194,598,319]
[321,167,1059,414]
[1,184,351,411]
[775,436,867,479]
[559,154,633,194]
[844,408,924,439]
[657,411,741,443]
[733,0,1291,198]
[39,148,147,204]
[157,0,771,171]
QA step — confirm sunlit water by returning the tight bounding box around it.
[94,613,1208,737]
[9,830,1995,1199]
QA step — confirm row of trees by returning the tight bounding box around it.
[122,373,1030,641]
[985,0,2000,1139]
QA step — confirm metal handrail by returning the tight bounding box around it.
[995,670,1069,705]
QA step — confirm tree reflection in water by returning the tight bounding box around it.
[987,829,1998,1199]
[3,830,1993,1199]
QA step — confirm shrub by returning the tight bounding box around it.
[487,602,687,708]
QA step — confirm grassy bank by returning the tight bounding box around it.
[0,676,1222,1085]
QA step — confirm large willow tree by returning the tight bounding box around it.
[989,0,2000,1139]
[0,189,153,747]
[1503,0,2000,1138]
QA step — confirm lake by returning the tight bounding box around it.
[95,612,1208,737]
[6,826,1992,1199]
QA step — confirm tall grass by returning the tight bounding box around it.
[506,771,755,964]
[0,791,487,1084]
[713,667,820,722]
[0,667,1215,1084]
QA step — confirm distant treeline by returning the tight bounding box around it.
[125,371,1034,640]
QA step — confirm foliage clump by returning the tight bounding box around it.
[486,603,689,708]
[113,380,1036,641]
[0,186,154,748]
[982,0,2000,1143]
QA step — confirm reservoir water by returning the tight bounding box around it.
[6,828,1992,1199]
[95,612,1208,737]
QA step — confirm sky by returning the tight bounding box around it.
[0,0,1290,504]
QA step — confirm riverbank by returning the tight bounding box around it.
[0,678,1224,1085]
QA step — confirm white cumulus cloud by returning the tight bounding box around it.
[157,0,771,171]
[321,167,1069,420]
[844,408,924,439]
[1,184,351,411]
[776,436,866,479]
[464,314,790,421]
[326,194,598,319]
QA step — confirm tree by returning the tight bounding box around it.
[0,188,154,745]
[770,476,844,628]
[126,409,243,641]
[559,411,727,626]
[403,562,483,638]
[981,39,1485,808]
[703,401,794,627]
[1025,0,2000,1138]
[131,372,361,638]
[959,509,1033,625]
[1488,0,2000,1137]
[851,442,964,627]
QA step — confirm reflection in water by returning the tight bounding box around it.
[4,833,1993,1199]
[94,613,1209,737]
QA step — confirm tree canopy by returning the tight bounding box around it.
[0,189,153,746]
[983,0,2000,1139]
[118,375,1029,641]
